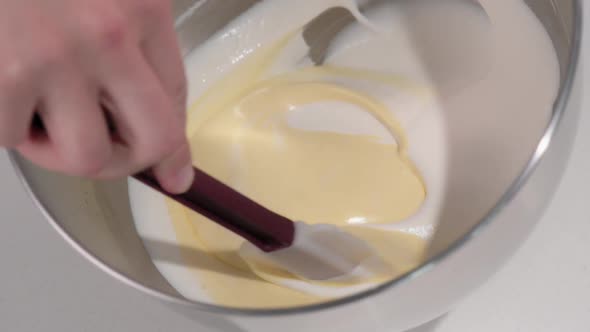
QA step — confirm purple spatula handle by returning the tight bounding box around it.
[133,168,295,252]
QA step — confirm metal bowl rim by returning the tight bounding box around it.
[8,0,584,316]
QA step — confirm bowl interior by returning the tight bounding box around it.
[10,0,579,312]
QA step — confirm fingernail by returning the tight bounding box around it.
[172,163,194,193]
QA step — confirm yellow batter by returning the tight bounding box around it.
[165,30,429,308]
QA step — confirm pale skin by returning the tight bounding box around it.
[0,0,194,193]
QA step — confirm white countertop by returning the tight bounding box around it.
[1,9,588,332]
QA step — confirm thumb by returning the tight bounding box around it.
[152,142,194,194]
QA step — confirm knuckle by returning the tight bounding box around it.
[82,11,130,51]
[36,39,70,72]
[0,39,70,87]
[134,0,169,20]
[0,59,31,90]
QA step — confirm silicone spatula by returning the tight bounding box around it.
[134,167,391,281]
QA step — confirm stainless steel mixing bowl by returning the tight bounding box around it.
[8,1,582,331]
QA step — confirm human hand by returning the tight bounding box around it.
[0,0,194,193]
